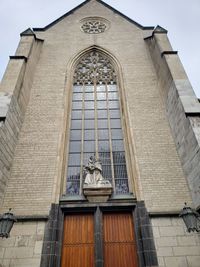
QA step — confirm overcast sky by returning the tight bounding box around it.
[0,0,199,97]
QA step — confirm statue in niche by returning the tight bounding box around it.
[84,156,111,186]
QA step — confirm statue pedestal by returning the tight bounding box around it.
[83,184,113,202]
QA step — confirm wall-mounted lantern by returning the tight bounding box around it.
[0,209,16,238]
[180,203,200,233]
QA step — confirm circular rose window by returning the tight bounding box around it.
[81,17,109,34]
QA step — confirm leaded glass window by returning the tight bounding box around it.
[66,50,129,195]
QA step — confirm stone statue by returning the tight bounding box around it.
[84,156,110,186]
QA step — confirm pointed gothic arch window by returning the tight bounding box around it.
[66,50,129,195]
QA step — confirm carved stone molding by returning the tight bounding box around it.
[83,184,113,202]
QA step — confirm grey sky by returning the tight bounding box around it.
[0,0,199,97]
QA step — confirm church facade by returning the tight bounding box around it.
[0,0,200,266]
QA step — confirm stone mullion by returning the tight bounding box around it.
[80,84,85,194]
[106,83,116,192]
[94,79,98,159]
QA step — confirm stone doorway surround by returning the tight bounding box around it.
[40,201,158,267]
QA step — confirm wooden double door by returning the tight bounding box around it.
[61,212,138,267]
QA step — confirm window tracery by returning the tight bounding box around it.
[66,50,129,196]
[74,51,116,85]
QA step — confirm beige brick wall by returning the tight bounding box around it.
[0,36,43,206]
[152,217,200,267]
[0,221,45,267]
[0,0,192,215]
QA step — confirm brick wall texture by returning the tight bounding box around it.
[0,0,200,266]
[0,36,42,206]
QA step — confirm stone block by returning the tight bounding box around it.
[152,226,160,238]
[4,247,34,259]
[36,235,44,242]
[165,256,188,267]
[15,236,29,247]
[177,236,196,246]
[151,218,172,227]
[194,235,200,245]
[173,246,200,256]
[157,256,165,267]
[0,259,10,267]
[156,236,177,247]
[159,226,184,237]
[26,235,43,247]
[9,258,41,267]
[0,248,5,259]
[28,236,36,247]
[11,223,37,236]
[171,218,184,226]
[187,256,200,267]
[0,237,15,248]
[36,222,45,235]
[34,241,43,255]
[157,247,173,257]
[179,95,200,114]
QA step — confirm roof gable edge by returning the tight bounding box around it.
[97,0,154,30]
[32,0,154,32]
[33,0,90,31]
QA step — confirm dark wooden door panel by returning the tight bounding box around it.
[61,214,95,267]
[103,212,138,267]
[61,245,94,267]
